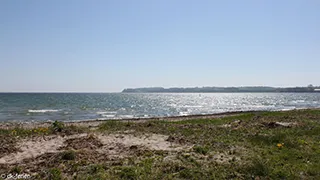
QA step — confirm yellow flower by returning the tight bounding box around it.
[277,143,284,148]
[11,130,17,135]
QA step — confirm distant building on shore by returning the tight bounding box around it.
[315,89,320,92]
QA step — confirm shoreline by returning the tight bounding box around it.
[1,108,319,129]
[1,108,320,179]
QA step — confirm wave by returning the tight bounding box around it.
[280,107,296,111]
[291,100,306,104]
[246,105,275,109]
[101,114,116,118]
[28,109,59,113]
[179,105,203,108]
[96,111,117,115]
[179,111,189,116]
[118,115,134,118]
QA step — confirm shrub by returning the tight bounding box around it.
[193,145,209,155]
[61,150,76,160]
[48,168,62,180]
[52,121,64,132]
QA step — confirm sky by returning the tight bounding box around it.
[1,0,319,92]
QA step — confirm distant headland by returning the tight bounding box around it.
[122,85,320,93]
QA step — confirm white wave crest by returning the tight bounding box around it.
[118,115,134,118]
[28,109,59,113]
[179,111,189,116]
[101,114,116,118]
[182,105,203,108]
[280,107,296,111]
[96,111,117,115]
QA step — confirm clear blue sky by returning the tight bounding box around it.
[1,0,319,92]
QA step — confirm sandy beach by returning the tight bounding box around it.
[1,108,319,179]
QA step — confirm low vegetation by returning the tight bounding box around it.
[0,109,319,179]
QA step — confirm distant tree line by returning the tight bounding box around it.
[122,85,320,93]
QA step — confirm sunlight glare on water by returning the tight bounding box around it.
[0,93,319,122]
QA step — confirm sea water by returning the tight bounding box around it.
[0,93,319,122]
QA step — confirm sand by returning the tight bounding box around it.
[0,132,191,165]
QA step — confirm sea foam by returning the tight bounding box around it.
[101,114,116,118]
[179,111,189,116]
[118,115,134,118]
[28,109,59,113]
[96,111,117,115]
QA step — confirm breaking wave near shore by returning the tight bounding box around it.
[0,93,320,122]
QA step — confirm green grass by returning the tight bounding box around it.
[95,109,320,179]
[47,168,63,180]
[0,122,88,138]
[1,109,320,179]
[193,145,210,155]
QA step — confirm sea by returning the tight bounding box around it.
[0,93,320,122]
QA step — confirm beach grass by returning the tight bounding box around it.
[0,109,319,179]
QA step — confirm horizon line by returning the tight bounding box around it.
[1,85,319,93]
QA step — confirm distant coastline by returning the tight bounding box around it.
[122,86,320,93]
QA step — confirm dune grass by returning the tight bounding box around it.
[95,110,320,179]
[0,109,319,179]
